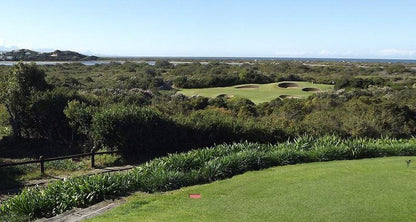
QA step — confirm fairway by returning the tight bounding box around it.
[88,157,416,222]
[176,81,333,104]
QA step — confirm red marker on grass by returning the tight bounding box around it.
[189,194,202,198]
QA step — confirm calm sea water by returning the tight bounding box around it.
[0,60,144,66]
[1,57,416,66]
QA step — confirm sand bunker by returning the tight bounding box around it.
[217,94,234,98]
[301,87,321,92]
[235,85,259,89]
[277,82,299,88]
[279,95,300,99]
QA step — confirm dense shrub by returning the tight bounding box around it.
[1,136,415,221]
[91,105,179,160]
[175,109,287,146]
[27,88,82,142]
[91,105,288,161]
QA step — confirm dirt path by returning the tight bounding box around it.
[36,198,126,222]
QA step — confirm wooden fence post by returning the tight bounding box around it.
[39,156,45,175]
[91,150,95,168]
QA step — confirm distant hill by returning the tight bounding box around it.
[0,49,98,61]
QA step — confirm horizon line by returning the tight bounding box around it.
[2,48,416,61]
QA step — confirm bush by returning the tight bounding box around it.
[91,105,180,160]
[175,109,287,146]
[91,105,288,161]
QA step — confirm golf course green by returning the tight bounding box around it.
[176,81,334,104]
[88,156,416,222]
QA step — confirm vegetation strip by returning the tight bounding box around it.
[1,136,415,221]
[0,165,134,201]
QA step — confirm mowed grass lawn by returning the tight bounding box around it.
[177,81,333,104]
[89,157,416,222]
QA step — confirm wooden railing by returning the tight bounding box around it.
[0,151,120,174]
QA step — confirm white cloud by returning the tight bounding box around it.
[378,49,416,58]
[0,38,11,47]
[0,38,16,47]
[0,38,32,51]
[0,38,20,51]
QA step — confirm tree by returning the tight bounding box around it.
[64,99,94,136]
[29,88,79,141]
[0,63,49,138]
[155,60,173,69]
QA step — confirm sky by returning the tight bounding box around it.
[1,0,415,59]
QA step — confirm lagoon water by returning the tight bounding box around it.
[0,60,210,66]
[0,60,153,66]
[1,58,416,66]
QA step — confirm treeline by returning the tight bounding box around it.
[171,61,416,89]
[55,85,416,159]
[0,63,415,161]
[170,63,273,88]
[1,60,414,91]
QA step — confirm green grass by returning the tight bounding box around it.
[89,156,416,222]
[176,81,333,104]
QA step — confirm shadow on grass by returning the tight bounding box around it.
[0,166,24,194]
[0,137,81,159]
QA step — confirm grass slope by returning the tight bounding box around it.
[177,81,333,104]
[89,157,416,222]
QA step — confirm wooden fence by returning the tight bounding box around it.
[0,151,120,174]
